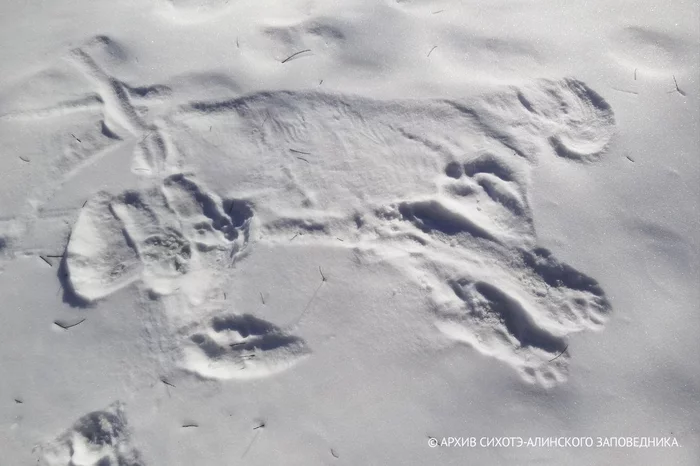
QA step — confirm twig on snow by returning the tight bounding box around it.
[54,318,86,330]
[548,344,569,363]
[289,148,311,155]
[671,75,686,96]
[160,378,176,388]
[281,49,311,63]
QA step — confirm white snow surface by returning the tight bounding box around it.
[0,0,698,465]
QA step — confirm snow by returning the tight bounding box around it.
[1,0,698,464]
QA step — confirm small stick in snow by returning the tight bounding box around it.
[427,46,437,57]
[289,148,311,155]
[281,49,311,63]
[19,156,30,163]
[15,399,23,404]
[296,156,310,163]
[671,75,686,96]
[236,37,240,49]
[260,292,265,305]
[224,292,227,300]
[182,424,199,428]
[432,9,444,14]
[634,68,637,80]
[39,255,52,267]
[331,448,339,458]
[54,318,86,330]
[319,266,327,282]
[46,254,64,258]
[548,344,569,363]
[70,133,82,144]
[290,233,299,241]
[253,422,266,430]
[611,87,639,96]
[160,378,176,388]
[626,155,635,163]
[319,79,324,85]
[82,200,88,208]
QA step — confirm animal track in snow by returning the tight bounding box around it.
[440,152,533,241]
[66,174,252,302]
[0,36,174,182]
[182,314,309,380]
[40,402,144,466]
[89,81,614,384]
[10,42,617,385]
[476,78,616,162]
[422,243,609,387]
[354,171,609,387]
[65,192,144,303]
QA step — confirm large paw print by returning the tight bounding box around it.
[181,314,310,380]
[65,175,253,302]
